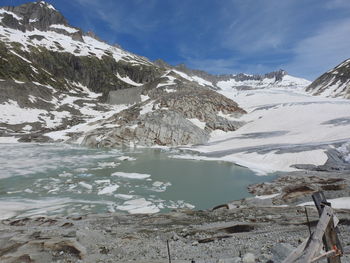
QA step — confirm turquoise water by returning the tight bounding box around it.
[0,143,274,218]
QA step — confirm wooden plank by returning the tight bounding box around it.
[312,191,329,216]
[296,206,333,263]
[324,217,341,263]
[311,250,336,262]
[312,192,342,263]
[282,238,309,263]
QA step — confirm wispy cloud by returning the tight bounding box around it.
[75,0,160,35]
[43,0,350,79]
[218,0,300,53]
[284,18,350,80]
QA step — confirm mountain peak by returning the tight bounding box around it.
[1,1,67,32]
[36,1,56,10]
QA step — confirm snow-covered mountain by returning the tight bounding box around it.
[154,60,311,91]
[1,1,350,174]
[306,59,350,99]
[215,70,311,91]
[0,1,248,145]
[0,1,311,148]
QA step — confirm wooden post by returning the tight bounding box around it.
[167,240,171,263]
[296,206,334,263]
[312,192,342,263]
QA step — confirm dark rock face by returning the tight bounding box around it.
[306,59,350,99]
[0,38,161,101]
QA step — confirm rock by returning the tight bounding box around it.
[271,243,294,262]
[83,109,210,147]
[191,241,199,246]
[242,253,255,263]
[217,257,242,263]
[43,239,86,259]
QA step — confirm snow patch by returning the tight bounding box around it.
[188,118,206,129]
[50,24,79,34]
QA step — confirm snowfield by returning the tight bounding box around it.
[180,83,350,175]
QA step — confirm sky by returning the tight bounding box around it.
[3,0,350,80]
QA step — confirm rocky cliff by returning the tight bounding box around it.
[306,58,350,99]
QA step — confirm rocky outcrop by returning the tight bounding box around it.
[247,171,350,205]
[81,76,246,147]
[306,58,350,99]
[83,110,209,148]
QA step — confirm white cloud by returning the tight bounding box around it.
[75,0,159,35]
[285,18,350,80]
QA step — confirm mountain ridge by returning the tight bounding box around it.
[306,58,350,99]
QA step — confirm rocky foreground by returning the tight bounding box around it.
[1,170,349,263]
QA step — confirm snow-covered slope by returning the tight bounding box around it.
[176,87,350,174]
[0,2,150,65]
[306,59,350,99]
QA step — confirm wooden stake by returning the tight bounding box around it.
[167,240,171,263]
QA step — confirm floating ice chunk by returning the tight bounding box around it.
[117,156,136,161]
[76,173,93,177]
[79,182,93,190]
[151,181,171,192]
[114,194,134,200]
[152,181,164,187]
[98,184,119,195]
[97,162,120,168]
[117,198,160,214]
[111,172,151,179]
[95,179,111,184]
[58,172,72,177]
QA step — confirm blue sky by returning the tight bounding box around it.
[3,0,350,80]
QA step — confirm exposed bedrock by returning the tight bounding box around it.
[82,83,246,148]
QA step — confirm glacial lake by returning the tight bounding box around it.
[0,143,274,219]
